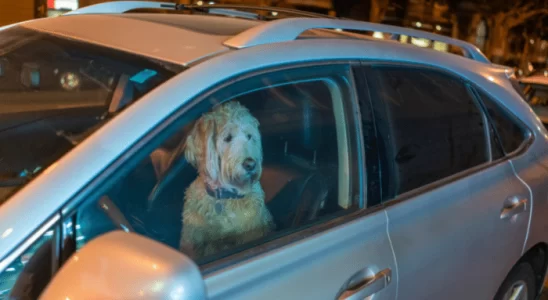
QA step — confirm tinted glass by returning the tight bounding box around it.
[0,26,179,204]
[0,226,55,300]
[71,65,361,264]
[477,90,526,155]
[369,67,488,196]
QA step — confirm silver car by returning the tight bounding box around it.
[0,2,547,300]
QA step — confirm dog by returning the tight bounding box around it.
[180,101,274,258]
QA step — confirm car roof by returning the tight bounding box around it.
[18,13,260,66]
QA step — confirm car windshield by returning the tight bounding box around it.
[0,26,181,204]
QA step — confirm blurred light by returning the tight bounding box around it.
[5,268,15,272]
[411,37,430,48]
[76,224,81,229]
[44,230,54,237]
[435,25,442,31]
[433,41,448,52]
[2,228,13,239]
[544,70,548,77]
[415,22,422,28]
[487,76,495,82]
[530,39,535,45]
[372,31,384,39]
[271,11,278,16]
[76,236,85,241]
[334,28,342,32]
[518,69,524,76]
[153,264,158,270]
[208,1,214,4]
[196,1,203,5]
[400,35,409,43]
[152,281,164,292]
[60,72,80,91]
[170,286,185,300]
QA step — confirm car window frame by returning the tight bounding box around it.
[360,61,506,205]
[468,84,534,160]
[56,60,382,275]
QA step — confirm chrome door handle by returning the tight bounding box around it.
[338,268,392,300]
[500,199,528,220]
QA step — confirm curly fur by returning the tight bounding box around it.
[180,102,274,258]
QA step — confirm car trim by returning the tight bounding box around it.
[224,18,490,64]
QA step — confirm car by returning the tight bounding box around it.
[0,1,546,300]
[520,73,548,126]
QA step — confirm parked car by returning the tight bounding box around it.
[520,73,548,126]
[0,2,546,300]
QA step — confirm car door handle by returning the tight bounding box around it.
[500,199,528,220]
[338,268,392,300]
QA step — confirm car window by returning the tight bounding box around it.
[0,26,180,206]
[67,64,362,265]
[0,224,57,300]
[476,90,527,155]
[367,66,489,198]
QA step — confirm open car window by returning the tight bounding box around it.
[0,26,181,204]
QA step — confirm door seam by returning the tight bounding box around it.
[385,209,399,300]
[509,160,533,255]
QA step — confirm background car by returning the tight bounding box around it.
[520,73,548,126]
[0,2,547,300]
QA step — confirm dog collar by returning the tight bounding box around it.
[206,184,245,200]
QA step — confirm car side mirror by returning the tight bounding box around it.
[39,231,206,300]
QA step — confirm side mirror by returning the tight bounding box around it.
[39,231,206,300]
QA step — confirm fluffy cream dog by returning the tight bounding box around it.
[180,101,274,258]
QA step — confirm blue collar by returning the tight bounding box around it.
[206,184,245,200]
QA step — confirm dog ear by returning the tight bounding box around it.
[184,117,205,169]
[185,116,220,181]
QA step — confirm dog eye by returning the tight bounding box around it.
[224,134,232,143]
[247,134,252,140]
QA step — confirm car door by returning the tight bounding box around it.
[361,64,530,299]
[56,63,397,300]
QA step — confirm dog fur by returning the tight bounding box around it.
[180,101,274,258]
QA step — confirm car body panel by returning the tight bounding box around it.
[204,210,396,300]
[384,160,530,299]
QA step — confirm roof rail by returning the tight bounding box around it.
[64,1,175,15]
[224,18,490,63]
[189,4,337,20]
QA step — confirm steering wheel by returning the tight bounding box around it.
[291,172,330,227]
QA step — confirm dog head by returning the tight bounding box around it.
[185,101,262,194]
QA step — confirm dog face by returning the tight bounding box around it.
[185,101,262,193]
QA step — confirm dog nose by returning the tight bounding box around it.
[242,158,256,172]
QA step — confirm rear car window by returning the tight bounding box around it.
[368,67,489,198]
[0,26,181,204]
